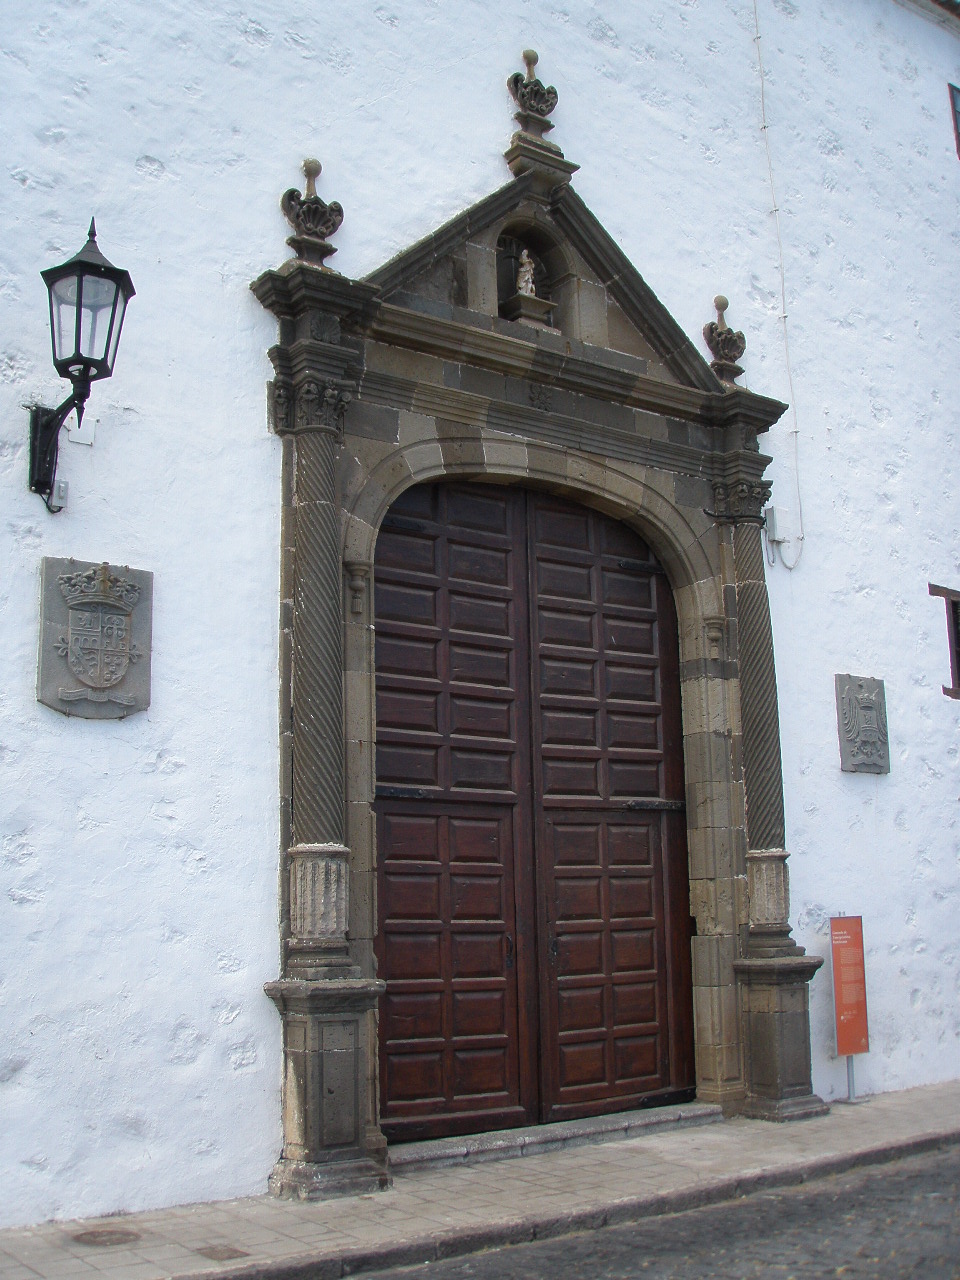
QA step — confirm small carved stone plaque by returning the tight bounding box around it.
[835,674,889,774]
[38,558,153,719]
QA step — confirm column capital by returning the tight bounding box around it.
[711,477,772,524]
[269,374,355,438]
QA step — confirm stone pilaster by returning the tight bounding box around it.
[680,596,747,1107]
[252,240,388,1197]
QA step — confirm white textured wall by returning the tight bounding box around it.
[0,0,957,1229]
[745,0,960,1104]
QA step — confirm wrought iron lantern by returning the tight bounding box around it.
[29,219,135,511]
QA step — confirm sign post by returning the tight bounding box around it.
[830,915,869,1101]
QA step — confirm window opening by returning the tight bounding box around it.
[950,84,960,161]
[929,583,960,698]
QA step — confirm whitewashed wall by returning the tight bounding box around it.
[0,0,957,1230]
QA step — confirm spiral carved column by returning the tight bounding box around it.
[733,520,804,963]
[713,481,826,1120]
[285,416,352,978]
[733,523,786,855]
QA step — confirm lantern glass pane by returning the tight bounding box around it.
[106,292,129,370]
[51,275,80,365]
[78,274,119,365]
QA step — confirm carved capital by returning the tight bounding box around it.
[295,380,351,436]
[712,478,772,523]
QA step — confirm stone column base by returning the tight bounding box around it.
[733,955,829,1122]
[268,1154,389,1200]
[265,977,390,1199]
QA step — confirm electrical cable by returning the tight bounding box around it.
[753,0,805,570]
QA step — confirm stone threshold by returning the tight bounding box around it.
[388,1100,723,1174]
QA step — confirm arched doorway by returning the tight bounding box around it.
[255,130,825,1196]
[374,481,695,1142]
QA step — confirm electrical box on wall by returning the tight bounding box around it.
[764,506,788,544]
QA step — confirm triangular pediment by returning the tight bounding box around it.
[364,174,722,394]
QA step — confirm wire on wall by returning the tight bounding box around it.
[753,0,805,571]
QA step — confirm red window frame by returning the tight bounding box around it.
[929,583,960,698]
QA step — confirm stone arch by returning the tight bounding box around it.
[339,437,742,1134]
[343,440,723,631]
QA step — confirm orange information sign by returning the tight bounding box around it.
[830,916,869,1057]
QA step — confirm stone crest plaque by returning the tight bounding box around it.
[835,674,889,774]
[38,558,153,719]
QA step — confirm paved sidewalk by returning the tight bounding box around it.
[2,1081,958,1280]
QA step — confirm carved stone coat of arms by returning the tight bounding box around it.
[835,674,890,774]
[37,558,153,719]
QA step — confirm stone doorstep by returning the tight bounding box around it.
[387,1100,723,1175]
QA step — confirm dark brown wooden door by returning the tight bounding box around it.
[374,483,693,1142]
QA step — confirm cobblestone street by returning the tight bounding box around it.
[366,1145,960,1280]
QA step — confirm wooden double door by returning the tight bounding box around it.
[373,483,694,1142]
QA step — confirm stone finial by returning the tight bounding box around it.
[703,294,747,386]
[504,50,578,192]
[280,159,344,266]
[507,49,559,139]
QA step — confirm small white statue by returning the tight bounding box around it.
[517,249,536,297]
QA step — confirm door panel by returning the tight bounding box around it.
[375,483,693,1141]
[374,485,536,1140]
[528,491,689,1118]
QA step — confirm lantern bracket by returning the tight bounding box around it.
[29,373,90,513]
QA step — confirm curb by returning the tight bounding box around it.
[173,1128,960,1280]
